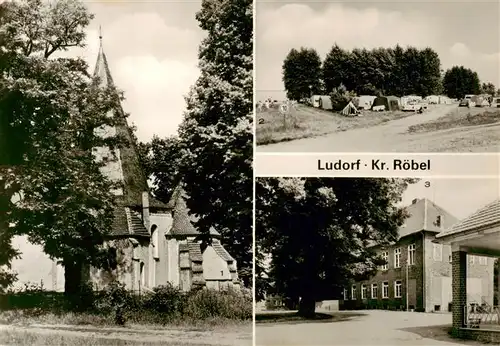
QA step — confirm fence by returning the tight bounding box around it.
[465,303,500,329]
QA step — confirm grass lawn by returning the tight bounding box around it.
[0,329,215,346]
[255,311,365,325]
[0,310,252,346]
[256,103,412,145]
[407,108,500,133]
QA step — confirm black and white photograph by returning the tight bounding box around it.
[255,0,500,153]
[0,0,252,345]
[255,177,500,345]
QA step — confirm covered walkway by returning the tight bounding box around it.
[435,199,500,343]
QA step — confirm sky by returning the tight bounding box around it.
[256,0,500,101]
[401,178,499,220]
[63,1,204,142]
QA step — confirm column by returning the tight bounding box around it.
[497,258,500,307]
[452,250,467,333]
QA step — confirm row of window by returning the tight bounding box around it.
[380,244,415,270]
[344,281,403,300]
[379,243,488,270]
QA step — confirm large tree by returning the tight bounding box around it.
[481,82,496,96]
[176,0,253,287]
[256,178,416,317]
[0,0,121,297]
[282,47,322,101]
[443,66,481,99]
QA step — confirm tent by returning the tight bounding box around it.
[371,96,401,112]
[340,101,358,116]
[425,95,439,104]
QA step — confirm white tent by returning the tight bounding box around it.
[341,101,358,116]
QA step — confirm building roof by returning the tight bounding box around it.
[398,198,459,238]
[93,38,168,210]
[110,207,149,238]
[167,185,220,238]
[436,199,500,239]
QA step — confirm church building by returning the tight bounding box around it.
[11,36,240,293]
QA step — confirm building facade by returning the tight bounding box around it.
[342,198,494,312]
[10,37,240,293]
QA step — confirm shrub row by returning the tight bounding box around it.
[0,281,252,324]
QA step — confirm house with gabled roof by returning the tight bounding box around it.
[12,35,240,293]
[343,198,494,312]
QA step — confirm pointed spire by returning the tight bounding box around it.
[93,27,114,87]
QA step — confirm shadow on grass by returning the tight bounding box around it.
[400,324,486,345]
[255,311,366,326]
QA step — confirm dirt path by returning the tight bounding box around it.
[257,105,500,153]
[0,323,252,346]
[256,310,465,346]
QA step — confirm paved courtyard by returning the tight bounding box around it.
[256,310,468,345]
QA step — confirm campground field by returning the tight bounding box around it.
[256,103,500,152]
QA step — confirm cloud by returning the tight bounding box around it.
[256,3,500,95]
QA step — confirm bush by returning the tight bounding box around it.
[184,288,252,320]
[329,84,357,111]
[142,283,185,317]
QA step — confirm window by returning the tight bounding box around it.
[371,283,378,299]
[408,244,416,265]
[479,256,488,265]
[140,262,146,287]
[361,284,367,299]
[394,248,401,268]
[395,280,402,298]
[151,225,159,259]
[351,285,357,300]
[382,282,389,299]
[343,288,348,300]
[433,244,442,261]
[381,251,389,270]
[449,254,452,263]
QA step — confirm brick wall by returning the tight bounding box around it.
[350,233,425,310]
[452,251,466,332]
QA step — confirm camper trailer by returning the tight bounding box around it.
[311,95,333,110]
[353,95,377,110]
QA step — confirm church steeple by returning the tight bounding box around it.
[91,32,168,209]
[93,27,114,88]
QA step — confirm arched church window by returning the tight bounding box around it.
[140,262,145,288]
[151,225,159,259]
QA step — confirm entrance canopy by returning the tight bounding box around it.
[435,199,500,256]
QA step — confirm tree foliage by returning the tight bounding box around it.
[174,0,253,287]
[481,82,496,96]
[442,66,481,99]
[255,178,417,316]
[0,0,122,295]
[321,45,442,97]
[282,47,322,101]
[329,84,356,111]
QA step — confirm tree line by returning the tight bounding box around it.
[283,45,496,102]
[0,0,253,297]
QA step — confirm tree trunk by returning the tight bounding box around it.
[297,296,316,318]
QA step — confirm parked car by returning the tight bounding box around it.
[459,95,475,107]
[491,97,500,108]
[402,101,423,112]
